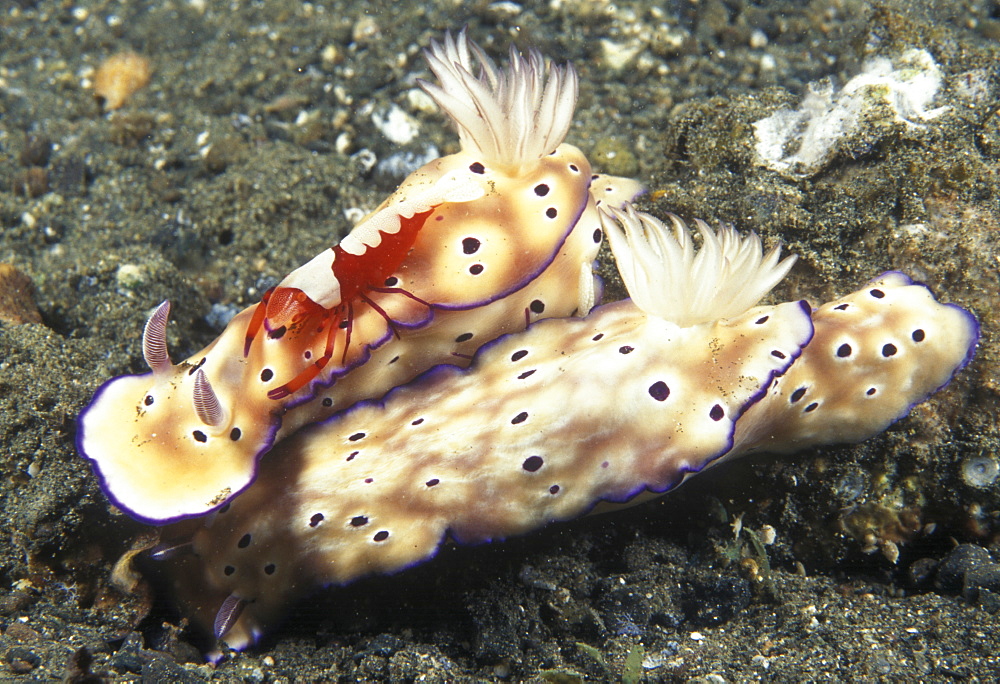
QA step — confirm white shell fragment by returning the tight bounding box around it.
[753,49,949,179]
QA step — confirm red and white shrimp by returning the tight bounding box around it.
[242,169,485,399]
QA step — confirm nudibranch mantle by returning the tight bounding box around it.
[78,32,643,525]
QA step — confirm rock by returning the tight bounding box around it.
[934,544,995,595]
[906,556,940,588]
[681,573,752,626]
[962,562,1000,602]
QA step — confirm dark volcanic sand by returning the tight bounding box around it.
[2,0,1000,680]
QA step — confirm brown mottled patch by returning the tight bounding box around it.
[0,264,42,325]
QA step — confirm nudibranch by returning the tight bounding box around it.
[156,205,977,651]
[77,32,642,524]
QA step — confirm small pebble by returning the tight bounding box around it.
[600,38,644,71]
[115,263,146,290]
[206,302,240,332]
[7,648,39,674]
[406,88,437,114]
[93,52,151,110]
[371,105,420,145]
[321,44,343,67]
[906,557,939,588]
[351,17,379,43]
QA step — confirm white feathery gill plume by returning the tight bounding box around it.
[600,204,797,327]
[418,30,578,172]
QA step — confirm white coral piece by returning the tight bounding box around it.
[419,30,578,172]
[600,205,796,327]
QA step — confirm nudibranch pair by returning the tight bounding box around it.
[77,32,642,524]
[75,31,979,654]
[157,206,978,650]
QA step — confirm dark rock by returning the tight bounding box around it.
[963,563,1000,602]
[64,647,111,683]
[140,653,203,684]
[6,647,40,674]
[934,544,994,593]
[467,583,543,662]
[596,581,652,637]
[906,556,940,588]
[681,573,752,626]
[358,633,407,659]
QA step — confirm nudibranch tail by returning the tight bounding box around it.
[731,271,980,456]
[142,300,173,375]
[600,205,796,327]
[419,29,578,171]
